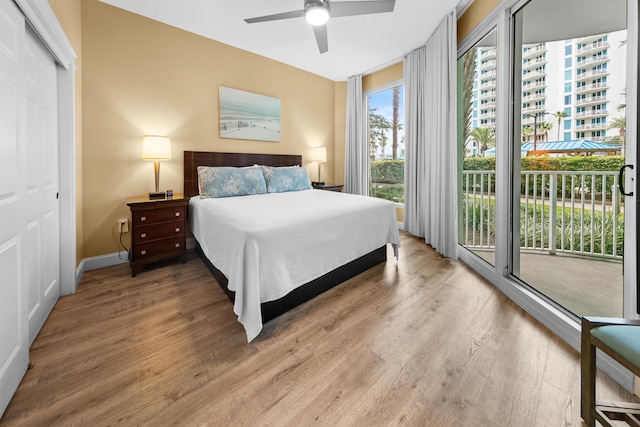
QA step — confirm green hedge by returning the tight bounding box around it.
[371,160,404,184]
[463,156,625,172]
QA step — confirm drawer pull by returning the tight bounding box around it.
[140,233,147,239]
[175,227,180,233]
[175,243,180,248]
[175,212,181,217]
[140,250,147,255]
[140,216,147,222]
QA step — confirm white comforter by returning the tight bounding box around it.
[190,189,400,342]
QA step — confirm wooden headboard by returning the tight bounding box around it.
[183,151,303,197]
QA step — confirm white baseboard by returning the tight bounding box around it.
[75,251,129,285]
[75,240,197,285]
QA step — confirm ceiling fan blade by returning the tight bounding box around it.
[330,0,395,18]
[245,9,305,24]
[312,24,328,54]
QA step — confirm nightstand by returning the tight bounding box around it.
[313,183,344,192]
[126,194,189,277]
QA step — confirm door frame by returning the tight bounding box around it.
[14,0,77,296]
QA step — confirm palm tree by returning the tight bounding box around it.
[609,117,626,147]
[469,127,495,155]
[539,122,553,142]
[522,126,534,143]
[462,48,477,156]
[553,111,568,141]
[369,108,391,159]
[392,86,400,159]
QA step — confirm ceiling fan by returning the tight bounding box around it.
[244,0,396,54]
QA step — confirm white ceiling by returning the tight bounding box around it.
[98,0,462,81]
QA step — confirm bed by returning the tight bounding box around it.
[184,151,400,342]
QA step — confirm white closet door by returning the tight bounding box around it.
[0,0,61,416]
[24,25,60,344]
[0,0,29,416]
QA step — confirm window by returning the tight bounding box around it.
[367,84,404,203]
[565,58,572,68]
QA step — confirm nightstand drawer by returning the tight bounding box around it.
[132,237,186,261]
[132,206,186,226]
[133,221,185,244]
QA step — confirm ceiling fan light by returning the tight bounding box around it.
[305,5,329,26]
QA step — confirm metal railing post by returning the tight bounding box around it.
[549,173,557,255]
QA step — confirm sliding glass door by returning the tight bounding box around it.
[457,28,498,267]
[510,0,629,317]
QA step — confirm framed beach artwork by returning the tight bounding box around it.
[219,86,281,142]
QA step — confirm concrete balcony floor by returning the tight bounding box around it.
[470,249,623,317]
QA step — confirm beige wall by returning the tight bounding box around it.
[48,0,83,265]
[457,0,501,42]
[80,0,337,258]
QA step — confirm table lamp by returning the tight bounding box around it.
[310,147,327,188]
[142,135,171,199]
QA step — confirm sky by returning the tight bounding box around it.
[368,85,405,159]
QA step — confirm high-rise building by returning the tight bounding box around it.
[470,29,627,147]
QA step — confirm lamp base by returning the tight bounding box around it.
[148,191,166,200]
[312,181,325,188]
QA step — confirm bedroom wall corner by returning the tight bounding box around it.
[48,0,84,267]
[81,0,337,259]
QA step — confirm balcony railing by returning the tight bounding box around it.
[461,170,623,260]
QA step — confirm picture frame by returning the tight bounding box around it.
[219,86,281,142]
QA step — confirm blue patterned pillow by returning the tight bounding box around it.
[261,165,312,193]
[197,166,267,198]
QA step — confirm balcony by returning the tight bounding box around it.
[575,68,609,82]
[576,82,609,93]
[576,55,609,68]
[575,123,608,131]
[576,109,609,118]
[577,40,610,55]
[522,69,546,82]
[576,95,607,106]
[461,169,624,317]
[522,44,547,59]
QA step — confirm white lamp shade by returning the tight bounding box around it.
[310,147,327,163]
[142,136,172,161]
[305,5,329,26]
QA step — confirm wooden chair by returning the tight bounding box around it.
[581,316,640,427]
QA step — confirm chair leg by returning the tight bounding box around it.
[581,317,597,427]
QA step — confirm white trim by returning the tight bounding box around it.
[13,0,77,296]
[623,0,638,319]
[13,0,75,70]
[80,253,129,273]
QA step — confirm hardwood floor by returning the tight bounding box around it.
[1,232,636,426]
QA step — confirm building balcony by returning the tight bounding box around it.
[576,55,609,68]
[481,79,496,90]
[576,82,609,94]
[575,68,609,82]
[522,57,546,70]
[575,109,609,119]
[522,93,546,102]
[479,48,496,60]
[522,69,546,81]
[575,123,608,131]
[577,34,607,45]
[577,41,610,55]
[522,44,547,59]
[576,95,607,106]
[522,105,546,115]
